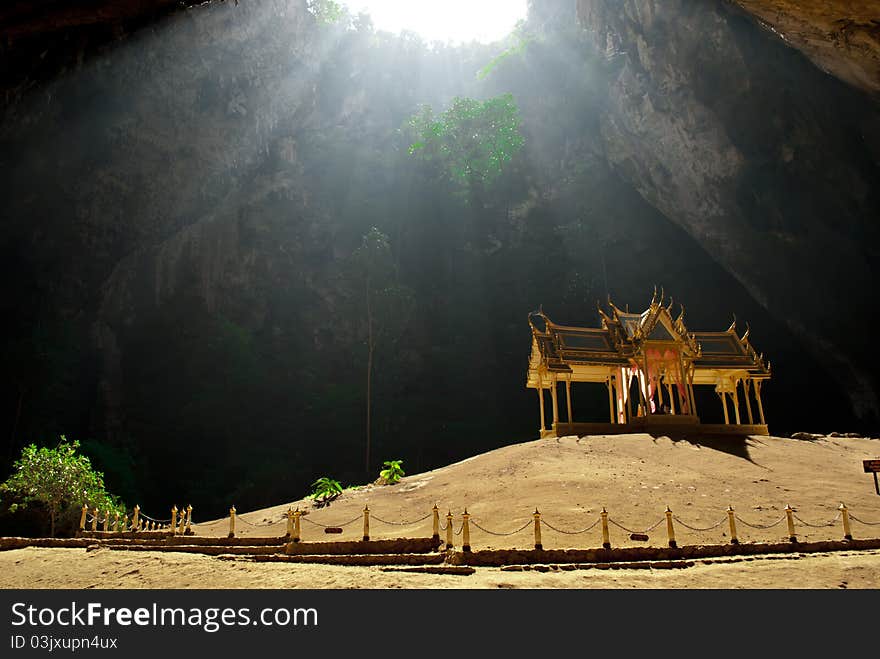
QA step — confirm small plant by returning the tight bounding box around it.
[378,460,405,485]
[309,477,343,504]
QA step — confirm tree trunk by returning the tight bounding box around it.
[365,277,373,477]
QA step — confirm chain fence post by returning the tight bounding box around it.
[533,508,543,551]
[727,506,739,544]
[177,509,186,535]
[462,509,471,552]
[285,507,294,539]
[228,505,236,538]
[79,505,87,534]
[362,505,370,542]
[665,506,677,548]
[114,512,120,533]
[785,504,797,543]
[445,510,453,550]
[132,504,140,532]
[293,508,301,543]
[432,504,440,543]
[839,502,852,541]
[170,506,178,535]
[601,508,610,549]
[90,508,98,532]
[185,505,193,535]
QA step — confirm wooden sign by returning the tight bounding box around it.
[863,459,880,473]
[324,527,343,534]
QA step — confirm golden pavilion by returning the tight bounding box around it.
[526,290,770,437]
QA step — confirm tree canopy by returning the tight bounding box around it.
[0,436,124,536]
[407,94,525,192]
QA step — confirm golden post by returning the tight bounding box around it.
[114,512,120,532]
[132,505,140,532]
[79,505,87,533]
[665,506,677,548]
[293,508,302,543]
[785,504,797,543]
[362,505,370,542]
[601,508,610,549]
[171,506,178,535]
[533,508,543,551]
[185,505,193,535]
[839,502,852,541]
[445,510,453,550]
[101,511,108,532]
[727,506,739,544]
[432,504,440,542]
[90,508,97,532]
[228,505,236,538]
[286,507,294,539]
[461,509,471,552]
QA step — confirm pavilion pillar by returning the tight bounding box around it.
[687,365,698,417]
[537,384,546,435]
[607,376,615,423]
[636,369,647,416]
[743,379,754,424]
[565,379,573,423]
[625,370,634,422]
[550,379,559,430]
[731,385,741,425]
[719,391,730,424]
[754,380,766,425]
[666,382,675,414]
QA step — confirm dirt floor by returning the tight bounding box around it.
[2,432,880,588]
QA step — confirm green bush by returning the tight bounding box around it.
[309,477,343,504]
[379,460,405,485]
[0,436,125,537]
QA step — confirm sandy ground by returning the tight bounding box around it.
[2,433,880,588]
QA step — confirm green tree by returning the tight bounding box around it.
[407,94,525,194]
[349,228,413,477]
[0,436,124,537]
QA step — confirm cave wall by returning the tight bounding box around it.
[576,0,880,421]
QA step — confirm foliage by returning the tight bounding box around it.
[309,476,343,503]
[0,436,125,537]
[307,0,345,26]
[407,94,525,191]
[477,26,533,80]
[378,460,404,485]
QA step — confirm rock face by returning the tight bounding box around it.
[730,0,880,97]
[576,0,880,421]
[1,0,879,517]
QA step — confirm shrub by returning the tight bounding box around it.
[0,436,125,537]
[379,460,405,485]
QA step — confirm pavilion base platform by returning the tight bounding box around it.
[549,416,769,438]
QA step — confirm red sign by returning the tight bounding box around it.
[864,460,880,473]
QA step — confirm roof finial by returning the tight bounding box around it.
[666,295,674,313]
[651,285,658,306]
[659,286,665,305]
[677,303,686,324]
[727,314,737,333]
[741,323,751,343]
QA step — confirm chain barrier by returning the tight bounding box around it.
[454,522,464,536]
[470,519,532,536]
[734,514,786,529]
[540,517,601,535]
[139,513,172,524]
[848,513,880,526]
[301,514,362,529]
[237,516,286,528]
[792,510,842,528]
[608,516,665,535]
[672,515,728,532]
[370,512,433,526]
